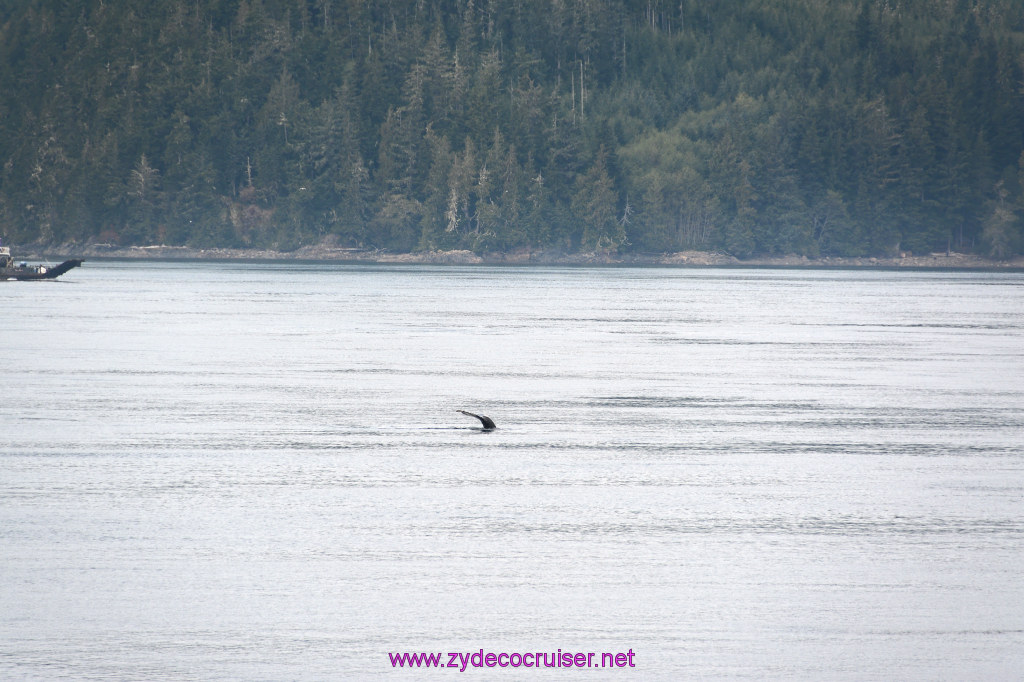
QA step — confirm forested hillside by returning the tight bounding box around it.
[2,0,1023,257]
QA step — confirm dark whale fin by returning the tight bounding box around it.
[457,410,496,430]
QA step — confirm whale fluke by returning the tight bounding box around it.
[457,410,496,430]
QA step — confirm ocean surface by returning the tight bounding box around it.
[2,261,1023,680]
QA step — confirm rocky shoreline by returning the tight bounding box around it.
[17,242,1024,269]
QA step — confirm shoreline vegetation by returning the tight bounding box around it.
[3,2,1024,261]
[19,242,1024,269]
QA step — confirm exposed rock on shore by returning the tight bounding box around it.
[19,242,1024,269]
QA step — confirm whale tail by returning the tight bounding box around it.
[457,410,496,430]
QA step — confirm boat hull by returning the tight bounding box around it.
[0,259,84,281]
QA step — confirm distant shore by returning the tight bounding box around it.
[18,243,1024,269]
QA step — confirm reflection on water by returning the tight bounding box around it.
[2,262,1023,679]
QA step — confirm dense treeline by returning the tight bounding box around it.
[1,0,1023,257]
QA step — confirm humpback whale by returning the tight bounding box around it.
[457,410,496,430]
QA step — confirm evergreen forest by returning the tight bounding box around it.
[2,0,1024,258]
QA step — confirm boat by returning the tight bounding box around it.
[0,246,83,281]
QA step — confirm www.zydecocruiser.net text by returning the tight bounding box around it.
[389,648,636,671]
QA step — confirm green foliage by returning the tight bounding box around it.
[2,0,1024,257]
[981,181,1021,259]
[573,148,624,252]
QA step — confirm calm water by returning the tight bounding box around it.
[2,262,1023,680]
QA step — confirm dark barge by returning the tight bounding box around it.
[0,246,83,280]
